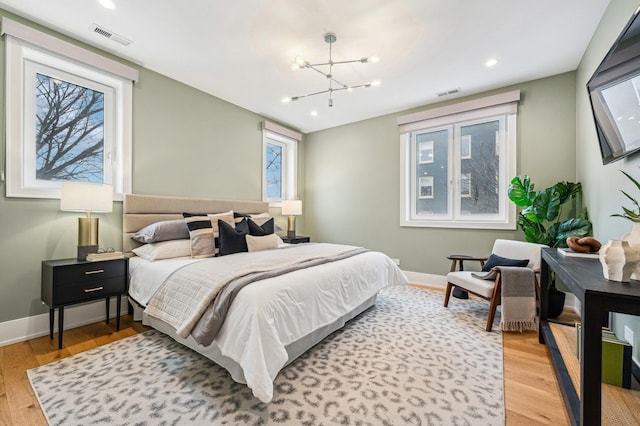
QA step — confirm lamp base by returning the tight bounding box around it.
[77,245,98,261]
[287,215,297,239]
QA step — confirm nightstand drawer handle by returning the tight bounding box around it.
[84,286,104,293]
[85,269,104,275]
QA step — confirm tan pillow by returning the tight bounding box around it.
[207,211,235,238]
[246,234,280,252]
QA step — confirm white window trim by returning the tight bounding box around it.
[399,91,519,230]
[262,121,300,206]
[2,18,136,200]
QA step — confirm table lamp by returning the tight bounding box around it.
[60,182,113,260]
[281,200,302,238]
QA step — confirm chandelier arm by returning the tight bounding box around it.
[330,59,368,65]
[307,64,331,78]
[292,88,332,100]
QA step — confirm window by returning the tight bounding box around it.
[2,18,137,199]
[418,140,434,164]
[460,172,471,198]
[418,176,434,199]
[398,91,519,229]
[262,121,300,205]
[460,135,472,159]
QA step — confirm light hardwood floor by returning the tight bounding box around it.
[0,304,570,425]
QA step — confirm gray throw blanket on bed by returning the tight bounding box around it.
[496,266,537,332]
[191,247,368,346]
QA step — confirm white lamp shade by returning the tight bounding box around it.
[60,182,113,213]
[281,199,302,216]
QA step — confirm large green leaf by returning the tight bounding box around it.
[553,182,582,204]
[507,175,535,207]
[525,188,560,222]
[518,215,552,245]
[554,218,592,247]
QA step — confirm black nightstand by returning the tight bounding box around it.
[41,258,128,349]
[281,235,310,244]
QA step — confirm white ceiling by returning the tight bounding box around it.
[0,0,612,133]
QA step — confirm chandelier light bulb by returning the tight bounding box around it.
[281,97,291,103]
[291,63,300,71]
[295,56,306,66]
[369,56,380,63]
[371,80,381,87]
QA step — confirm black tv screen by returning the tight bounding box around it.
[587,6,640,164]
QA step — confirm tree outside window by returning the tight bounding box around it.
[36,73,105,183]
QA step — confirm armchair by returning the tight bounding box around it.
[444,239,547,331]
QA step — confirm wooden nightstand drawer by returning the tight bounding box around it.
[53,276,126,305]
[50,259,126,284]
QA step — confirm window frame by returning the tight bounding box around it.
[2,18,136,200]
[262,121,300,206]
[398,91,519,229]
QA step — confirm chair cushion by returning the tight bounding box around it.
[481,254,529,272]
[447,271,496,298]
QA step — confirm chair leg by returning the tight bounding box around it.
[486,297,499,332]
[486,278,502,332]
[444,282,453,307]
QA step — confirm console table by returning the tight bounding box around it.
[539,248,640,426]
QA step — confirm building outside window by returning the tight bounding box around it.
[398,91,519,229]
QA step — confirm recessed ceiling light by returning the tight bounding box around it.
[485,58,498,67]
[98,0,115,9]
[310,110,318,117]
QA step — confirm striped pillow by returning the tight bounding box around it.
[183,214,215,258]
[183,210,235,257]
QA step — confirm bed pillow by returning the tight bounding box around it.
[217,220,248,256]
[481,254,529,272]
[183,214,216,258]
[248,217,275,236]
[246,233,280,252]
[132,240,192,261]
[131,219,189,243]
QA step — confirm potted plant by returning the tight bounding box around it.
[507,175,593,318]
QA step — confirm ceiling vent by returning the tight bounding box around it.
[89,24,132,46]
[437,88,460,97]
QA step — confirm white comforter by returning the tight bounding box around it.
[129,244,408,402]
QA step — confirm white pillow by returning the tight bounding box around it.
[246,234,280,252]
[132,239,192,261]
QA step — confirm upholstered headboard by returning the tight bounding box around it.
[123,193,269,255]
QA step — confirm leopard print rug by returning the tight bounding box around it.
[28,285,504,425]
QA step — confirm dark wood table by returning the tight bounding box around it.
[539,248,640,426]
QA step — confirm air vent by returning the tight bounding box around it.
[437,88,460,97]
[89,24,132,46]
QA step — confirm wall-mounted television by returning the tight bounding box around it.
[587,6,640,165]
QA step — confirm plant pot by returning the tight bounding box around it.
[548,290,566,319]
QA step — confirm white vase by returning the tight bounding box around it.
[599,240,640,282]
[622,222,640,280]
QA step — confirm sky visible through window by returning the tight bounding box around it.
[35,73,105,183]
[265,142,282,199]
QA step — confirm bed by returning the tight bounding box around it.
[123,193,408,403]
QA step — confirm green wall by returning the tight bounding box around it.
[0,10,304,323]
[305,72,578,275]
[575,0,640,365]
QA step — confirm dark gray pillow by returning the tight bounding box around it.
[217,220,248,256]
[132,219,189,243]
[481,254,529,272]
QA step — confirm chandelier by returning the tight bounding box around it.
[282,32,379,107]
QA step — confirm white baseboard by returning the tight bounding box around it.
[403,271,447,288]
[0,298,128,348]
